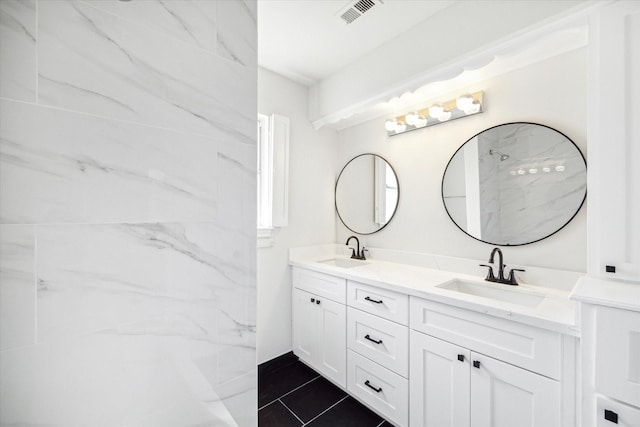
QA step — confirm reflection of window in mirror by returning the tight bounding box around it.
[384,163,398,223]
[374,158,398,225]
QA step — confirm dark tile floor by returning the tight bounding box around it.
[258,352,394,427]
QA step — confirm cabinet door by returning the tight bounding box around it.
[317,296,346,388]
[595,305,640,407]
[470,353,560,427]
[410,330,470,427]
[292,288,318,366]
[588,0,640,281]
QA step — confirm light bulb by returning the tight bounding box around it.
[414,116,428,128]
[464,100,481,115]
[542,166,551,173]
[429,104,444,119]
[456,94,474,111]
[555,165,565,172]
[394,121,407,133]
[385,119,397,132]
[517,168,526,175]
[529,168,538,174]
[509,170,517,176]
[405,112,419,126]
[437,109,452,122]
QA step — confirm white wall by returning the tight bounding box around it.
[336,48,588,272]
[0,1,256,425]
[257,68,337,364]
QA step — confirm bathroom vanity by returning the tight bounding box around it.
[289,246,580,427]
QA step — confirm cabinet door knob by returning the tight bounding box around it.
[364,334,383,345]
[473,360,480,369]
[605,265,616,273]
[316,299,321,305]
[310,298,315,303]
[364,296,383,304]
[604,409,618,424]
[364,380,382,393]
[457,354,465,362]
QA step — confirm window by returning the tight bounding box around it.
[257,113,289,246]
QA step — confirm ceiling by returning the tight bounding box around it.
[257,0,456,86]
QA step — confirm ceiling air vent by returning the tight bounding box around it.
[337,0,383,25]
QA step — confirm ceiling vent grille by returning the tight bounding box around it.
[337,0,382,25]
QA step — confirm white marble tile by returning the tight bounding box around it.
[0,100,218,224]
[0,334,237,427]
[0,0,36,101]
[213,368,257,427]
[82,0,218,53]
[217,0,257,67]
[38,0,255,142]
[36,222,253,342]
[0,225,35,351]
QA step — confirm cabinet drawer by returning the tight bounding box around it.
[292,267,346,304]
[347,350,408,427]
[347,307,409,377]
[347,281,409,325]
[410,297,561,379]
[597,395,640,427]
[595,306,640,407]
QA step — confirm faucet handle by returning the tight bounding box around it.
[479,264,495,281]
[507,268,525,285]
[361,247,369,260]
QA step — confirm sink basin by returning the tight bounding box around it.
[319,258,370,268]
[436,279,544,308]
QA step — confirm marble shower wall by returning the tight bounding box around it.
[0,1,257,426]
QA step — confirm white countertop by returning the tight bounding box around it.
[570,275,640,312]
[290,246,581,336]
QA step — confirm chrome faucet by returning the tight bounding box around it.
[479,247,525,285]
[346,236,367,260]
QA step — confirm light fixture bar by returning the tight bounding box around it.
[385,91,484,137]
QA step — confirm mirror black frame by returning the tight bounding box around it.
[441,122,587,246]
[335,153,400,235]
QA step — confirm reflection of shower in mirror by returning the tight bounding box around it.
[489,149,510,161]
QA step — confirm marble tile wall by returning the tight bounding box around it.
[0,1,257,426]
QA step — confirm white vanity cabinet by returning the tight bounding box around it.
[291,267,347,388]
[576,294,640,427]
[409,297,573,427]
[346,281,410,427]
[410,331,560,427]
[587,0,640,282]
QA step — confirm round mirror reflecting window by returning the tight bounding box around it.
[336,154,399,235]
[442,122,586,246]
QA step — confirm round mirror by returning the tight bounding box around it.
[336,154,399,235]
[442,122,586,246]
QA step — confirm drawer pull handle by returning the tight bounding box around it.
[364,380,382,393]
[473,360,480,369]
[364,334,383,345]
[364,296,383,304]
[606,265,616,273]
[457,354,465,362]
[604,409,618,424]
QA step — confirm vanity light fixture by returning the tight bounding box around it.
[385,91,484,137]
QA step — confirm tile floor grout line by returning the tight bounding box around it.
[257,374,321,411]
[279,398,306,425]
[301,395,350,426]
[277,374,322,401]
